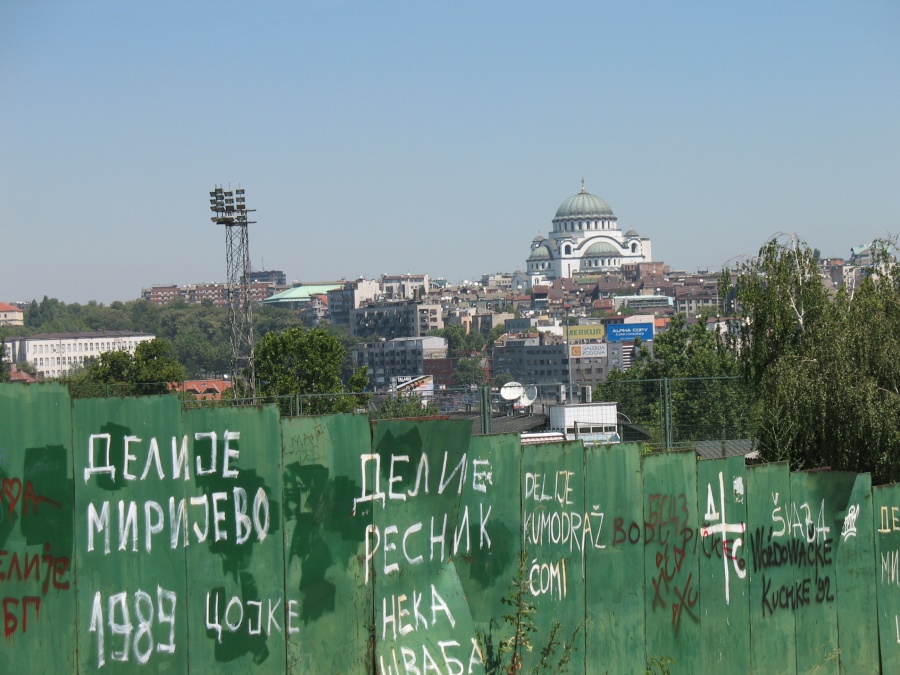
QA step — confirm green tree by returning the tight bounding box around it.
[454,357,487,387]
[430,324,489,356]
[371,393,438,419]
[723,235,900,483]
[255,327,369,414]
[487,323,507,348]
[441,324,468,356]
[595,313,744,445]
[626,314,738,381]
[464,330,486,353]
[66,338,185,397]
[131,339,186,394]
[91,350,135,390]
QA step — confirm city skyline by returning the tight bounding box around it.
[2,1,899,304]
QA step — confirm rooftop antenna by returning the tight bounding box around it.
[210,184,256,401]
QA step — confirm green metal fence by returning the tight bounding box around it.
[1,382,897,672]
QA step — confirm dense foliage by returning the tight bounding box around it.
[63,338,186,397]
[594,313,749,445]
[255,327,369,414]
[371,393,438,419]
[3,297,307,378]
[454,356,488,387]
[723,236,900,484]
[428,324,485,356]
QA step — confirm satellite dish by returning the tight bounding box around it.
[519,385,537,407]
[500,381,524,401]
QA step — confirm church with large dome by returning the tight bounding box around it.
[527,181,653,285]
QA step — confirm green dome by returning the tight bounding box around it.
[528,245,551,260]
[555,189,614,220]
[583,241,618,256]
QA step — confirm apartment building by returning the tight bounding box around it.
[492,337,569,385]
[353,336,448,390]
[327,279,381,329]
[380,274,429,300]
[142,282,276,306]
[5,331,155,379]
[350,301,443,339]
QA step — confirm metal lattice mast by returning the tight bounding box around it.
[210,185,256,400]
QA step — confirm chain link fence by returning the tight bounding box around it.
[593,376,756,450]
[59,376,757,450]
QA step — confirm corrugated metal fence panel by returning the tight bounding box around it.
[181,405,285,674]
[641,450,701,673]
[873,483,900,672]
[520,440,586,673]
[746,461,796,675]
[697,456,750,673]
[370,419,484,674]
[746,462,797,675]
[788,471,853,675]
[0,383,75,673]
[834,472,878,673]
[73,395,189,674]
[584,442,645,674]
[280,414,373,674]
[7,381,900,674]
[454,433,522,672]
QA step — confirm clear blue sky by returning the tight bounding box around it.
[2,1,898,304]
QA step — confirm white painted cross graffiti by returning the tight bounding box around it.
[701,471,747,605]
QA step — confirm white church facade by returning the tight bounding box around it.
[527,182,652,285]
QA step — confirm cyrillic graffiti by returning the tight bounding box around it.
[4,385,899,673]
[0,543,70,593]
[379,638,484,675]
[83,431,271,553]
[356,452,492,585]
[204,590,294,641]
[1,478,61,519]
[3,596,41,640]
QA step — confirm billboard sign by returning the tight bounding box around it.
[607,323,654,342]
[569,343,608,359]
[392,374,435,395]
[564,325,606,341]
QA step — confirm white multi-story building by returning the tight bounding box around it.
[527,181,653,285]
[4,331,155,379]
[0,302,24,326]
[380,274,430,300]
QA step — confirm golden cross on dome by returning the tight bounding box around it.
[581,177,586,193]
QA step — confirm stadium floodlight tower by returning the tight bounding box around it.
[210,185,256,401]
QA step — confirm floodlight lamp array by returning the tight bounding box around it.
[209,185,249,224]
